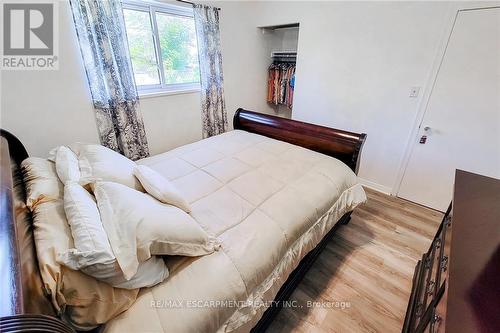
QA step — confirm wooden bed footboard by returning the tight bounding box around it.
[233,108,366,174]
[0,130,72,332]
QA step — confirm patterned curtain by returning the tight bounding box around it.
[69,0,149,160]
[193,5,228,138]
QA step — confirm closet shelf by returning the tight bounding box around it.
[259,23,299,30]
[271,51,297,58]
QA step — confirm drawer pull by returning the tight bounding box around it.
[435,238,442,249]
[427,281,435,295]
[441,256,449,272]
[445,215,452,227]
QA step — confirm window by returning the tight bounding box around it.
[123,1,200,95]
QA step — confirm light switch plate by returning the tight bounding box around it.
[409,87,420,98]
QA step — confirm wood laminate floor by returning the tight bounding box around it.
[267,188,443,333]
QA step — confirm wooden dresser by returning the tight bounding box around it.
[402,170,500,333]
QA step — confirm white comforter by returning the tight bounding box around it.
[103,130,366,333]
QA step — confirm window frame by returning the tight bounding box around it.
[122,0,200,96]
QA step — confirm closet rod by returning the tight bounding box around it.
[271,52,297,59]
[176,0,220,10]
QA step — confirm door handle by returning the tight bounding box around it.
[420,126,431,144]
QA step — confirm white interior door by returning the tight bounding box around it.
[398,7,500,211]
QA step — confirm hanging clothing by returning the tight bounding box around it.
[69,0,149,160]
[267,63,296,109]
[193,4,228,139]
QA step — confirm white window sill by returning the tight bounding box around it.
[139,87,200,99]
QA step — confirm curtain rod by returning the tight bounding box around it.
[176,0,221,10]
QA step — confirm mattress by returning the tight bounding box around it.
[103,130,366,333]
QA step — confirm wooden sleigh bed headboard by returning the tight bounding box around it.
[0,110,366,332]
[234,109,366,173]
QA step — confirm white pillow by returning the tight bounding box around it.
[62,182,114,259]
[133,165,191,213]
[58,183,168,289]
[21,157,63,210]
[70,143,144,191]
[93,181,220,280]
[80,257,169,290]
[54,146,80,184]
[58,251,169,290]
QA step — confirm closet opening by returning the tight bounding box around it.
[260,23,300,119]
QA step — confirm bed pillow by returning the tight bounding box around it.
[57,182,168,289]
[22,157,63,210]
[54,146,80,184]
[61,182,115,264]
[93,181,220,280]
[133,165,191,213]
[21,158,139,330]
[70,143,144,191]
[79,256,169,290]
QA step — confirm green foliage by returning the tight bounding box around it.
[123,9,159,85]
[123,9,200,86]
[157,13,199,84]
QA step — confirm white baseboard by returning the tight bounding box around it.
[357,177,392,195]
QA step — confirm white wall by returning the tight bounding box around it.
[214,2,277,119]
[268,27,299,53]
[215,1,452,193]
[1,0,99,156]
[0,1,280,158]
[1,0,455,194]
[140,92,202,155]
[0,0,204,157]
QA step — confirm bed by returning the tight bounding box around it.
[0,109,367,333]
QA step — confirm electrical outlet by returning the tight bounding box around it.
[409,87,420,98]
